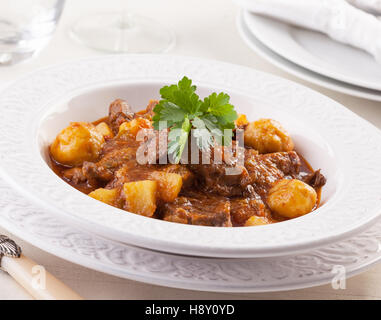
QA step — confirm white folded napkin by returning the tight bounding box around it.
[235,0,381,63]
[348,0,381,14]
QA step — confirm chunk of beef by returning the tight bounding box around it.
[82,146,137,183]
[245,151,301,198]
[105,162,155,189]
[188,143,253,197]
[161,192,232,227]
[82,161,113,183]
[230,197,270,226]
[61,167,99,194]
[189,148,300,198]
[108,99,134,134]
[62,167,86,184]
[302,169,326,189]
[106,162,195,191]
[189,163,250,197]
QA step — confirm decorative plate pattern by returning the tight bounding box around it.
[0,176,381,292]
[0,55,380,258]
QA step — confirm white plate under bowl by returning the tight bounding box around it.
[243,11,381,91]
[1,176,381,293]
[237,11,381,102]
[0,55,380,258]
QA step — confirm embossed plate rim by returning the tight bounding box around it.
[0,55,380,258]
[0,177,381,293]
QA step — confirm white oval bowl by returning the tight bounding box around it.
[0,55,380,258]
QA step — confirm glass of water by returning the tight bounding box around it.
[0,0,65,65]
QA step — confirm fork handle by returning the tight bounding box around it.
[1,254,83,300]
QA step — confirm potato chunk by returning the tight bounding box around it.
[95,122,114,139]
[88,188,118,206]
[123,180,157,217]
[149,171,182,202]
[50,122,104,166]
[267,179,317,218]
[244,119,294,153]
[244,216,270,226]
[235,114,249,127]
[117,117,152,139]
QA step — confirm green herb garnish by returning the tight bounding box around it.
[153,76,238,163]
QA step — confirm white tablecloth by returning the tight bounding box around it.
[1,0,381,300]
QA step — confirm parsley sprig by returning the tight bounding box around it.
[153,76,238,163]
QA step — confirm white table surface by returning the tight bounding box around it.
[1,0,381,300]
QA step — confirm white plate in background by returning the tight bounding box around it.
[243,11,381,91]
[238,11,381,101]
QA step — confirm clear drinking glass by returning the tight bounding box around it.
[69,4,175,53]
[0,0,65,65]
